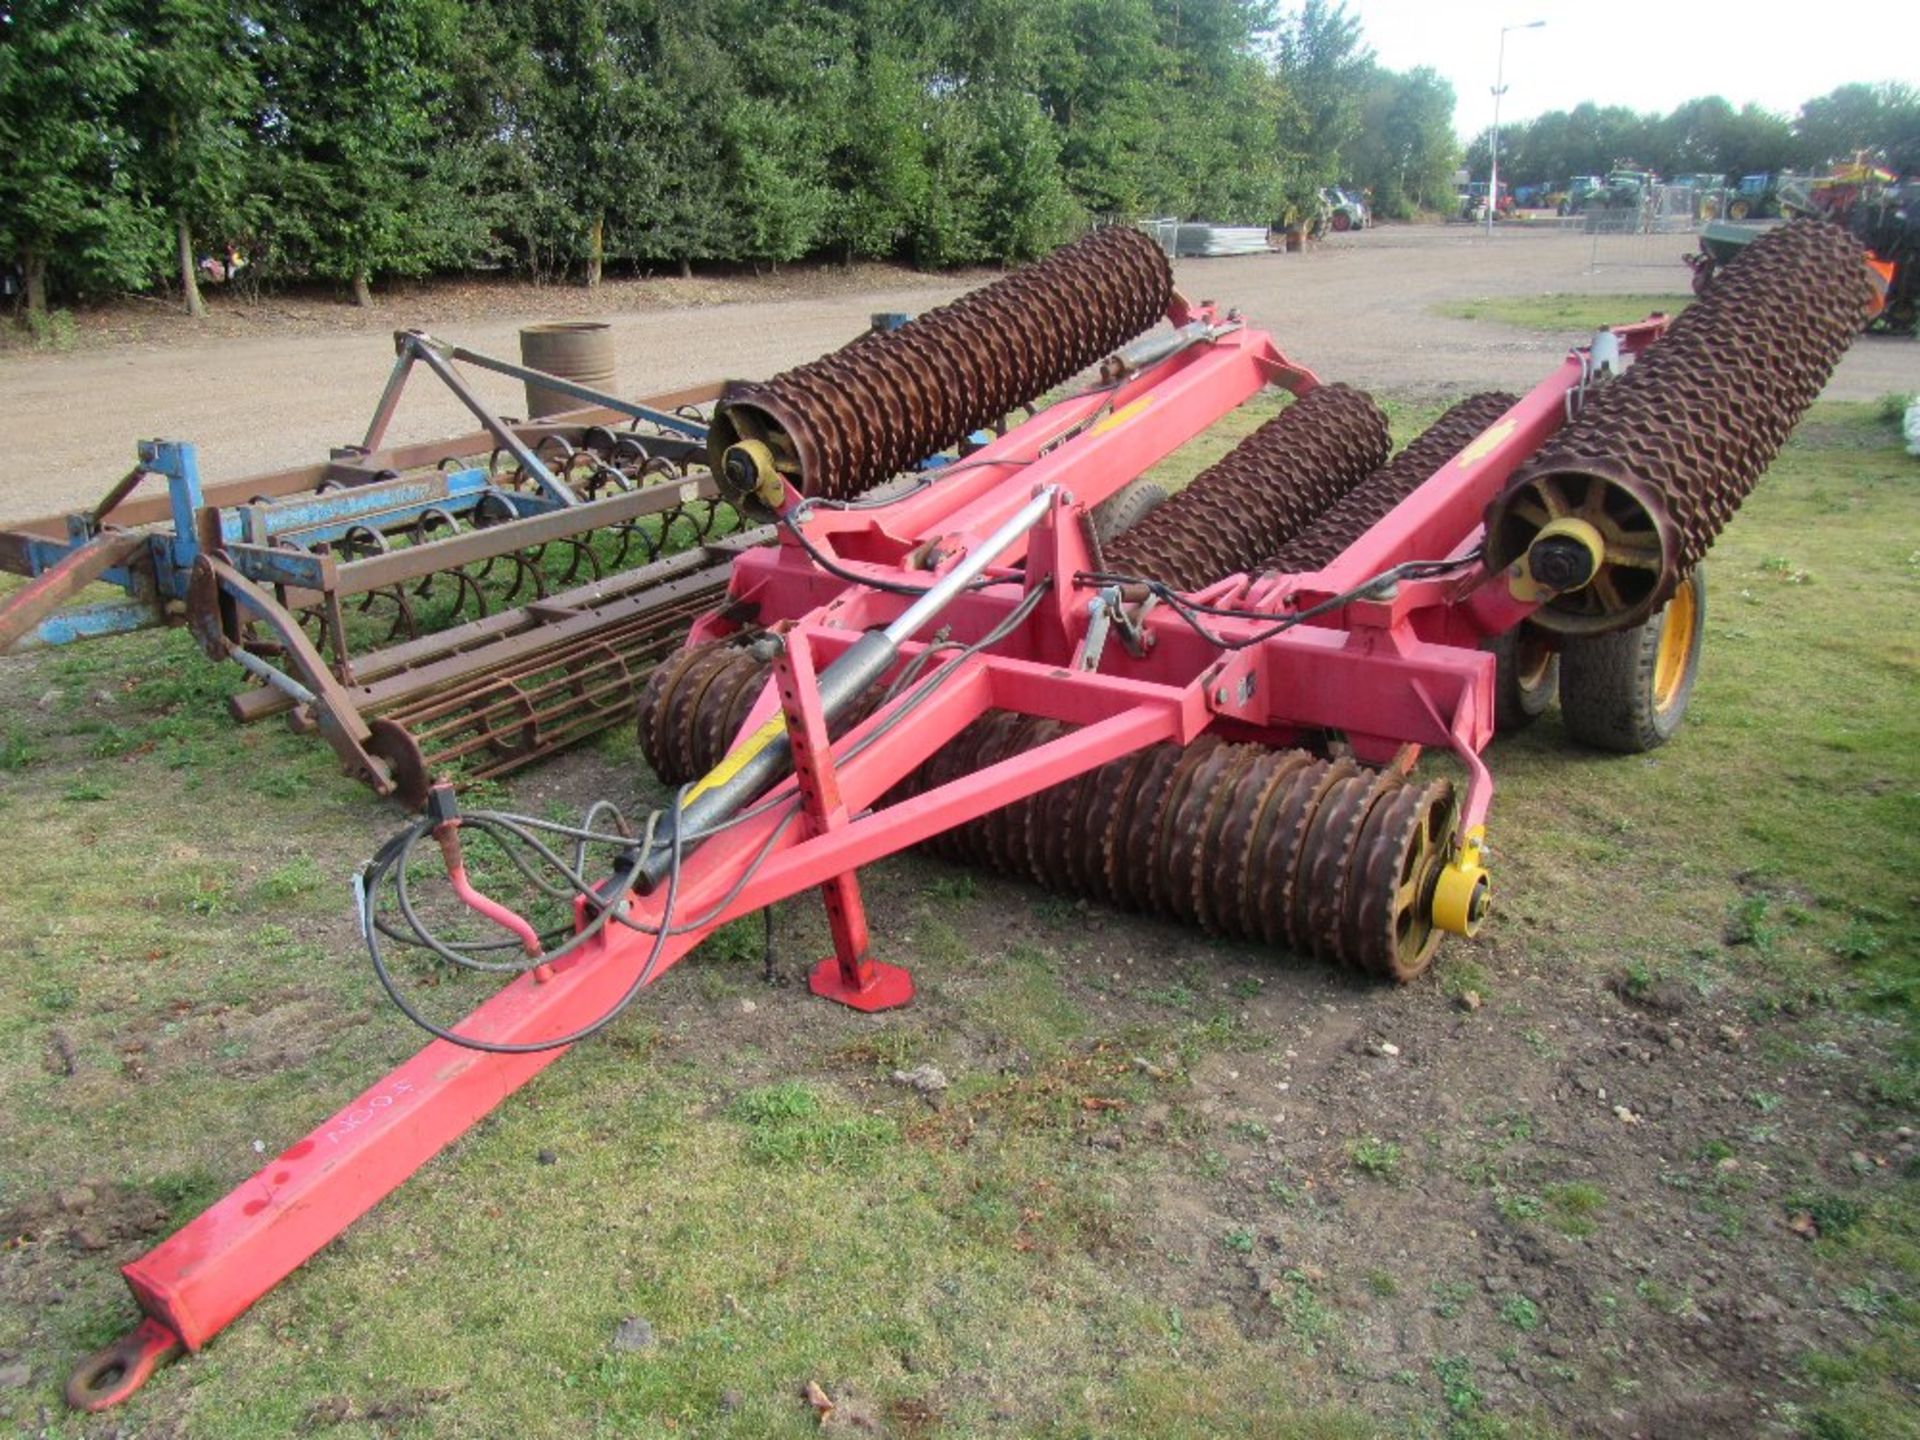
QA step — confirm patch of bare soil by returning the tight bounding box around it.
[1048,921,1905,1437]
[1,1182,171,1258]
[608,815,1910,1438]
[109,985,370,1084]
[303,1385,455,1430]
[0,260,985,356]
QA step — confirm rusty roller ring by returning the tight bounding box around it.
[1107,383,1391,590]
[1108,744,1183,913]
[709,227,1172,501]
[1269,391,1519,574]
[1149,738,1230,921]
[1485,217,1869,635]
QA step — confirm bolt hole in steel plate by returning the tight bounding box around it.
[367,718,433,808]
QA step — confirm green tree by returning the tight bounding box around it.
[124,0,261,317]
[1650,95,1795,181]
[1470,96,1809,192]
[1155,0,1288,224]
[1388,68,1460,211]
[1468,102,1651,188]
[1720,104,1796,179]
[637,10,732,277]
[432,0,529,274]
[1181,62,1290,224]
[0,0,155,315]
[1032,0,1168,217]
[809,1,940,264]
[1344,64,1456,217]
[1796,82,1920,175]
[255,0,478,303]
[508,0,661,286]
[914,85,990,267]
[911,80,1080,267]
[718,96,830,269]
[54,0,1917,313]
[706,0,843,269]
[1274,0,1372,222]
[970,85,1078,260]
[1657,95,1739,176]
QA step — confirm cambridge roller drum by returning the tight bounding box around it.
[1484,217,1873,636]
[63,218,1877,1412]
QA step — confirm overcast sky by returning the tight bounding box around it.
[1348,0,1920,140]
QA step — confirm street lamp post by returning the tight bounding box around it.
[1488,20,1546,236]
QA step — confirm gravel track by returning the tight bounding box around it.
[0,225,1910,525]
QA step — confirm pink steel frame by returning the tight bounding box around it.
[71,303,1671,1409]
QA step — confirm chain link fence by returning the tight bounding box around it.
[1581,184,1748,274]
[1582,184,1730,236]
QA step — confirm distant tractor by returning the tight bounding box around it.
[1799,163,1915,334]
[1673,173,1728,220]
[1459,181,1512,222]
[1559,171,1655,216]
[1598,169,1659,211]
[1319,186,1370,232]
[1725,174,1777,221]
[1688,169,1914,335]
[1855,183,1917,334]
[1558,175,1606,215]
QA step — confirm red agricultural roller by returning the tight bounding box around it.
[65,220,1874,1410]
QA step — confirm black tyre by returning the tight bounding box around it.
[1489,624,1559,733]
[1560,566,1706,753]
[1092,479,1168,543]
[1331,211,1353,232]
[1727,198,1752,221]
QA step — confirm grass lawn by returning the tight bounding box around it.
[1,397,1914,1439]
[1436,293,1694,333]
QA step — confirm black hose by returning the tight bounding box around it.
[359,576,1055,1053]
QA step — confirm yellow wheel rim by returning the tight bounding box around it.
[1514,631,1554,692]
[1652,575,1697,713]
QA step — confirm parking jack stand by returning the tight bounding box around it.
[771,629,914,1011]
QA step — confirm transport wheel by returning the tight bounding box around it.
[1488,624,1559,734]
[1727,198,1752,221]
[1559,565,1706,753]
[1331,211,1353,232]
[1092,479,1168,543]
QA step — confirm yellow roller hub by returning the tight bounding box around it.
[1510,516,1606,603]
[1652,573,1698,714]
[1432,826,1491,937]
[720,438,786,509]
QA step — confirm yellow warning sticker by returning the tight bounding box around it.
[1091,396,1154,435]
[1455,418,1517,468]
[684,715,785,804]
